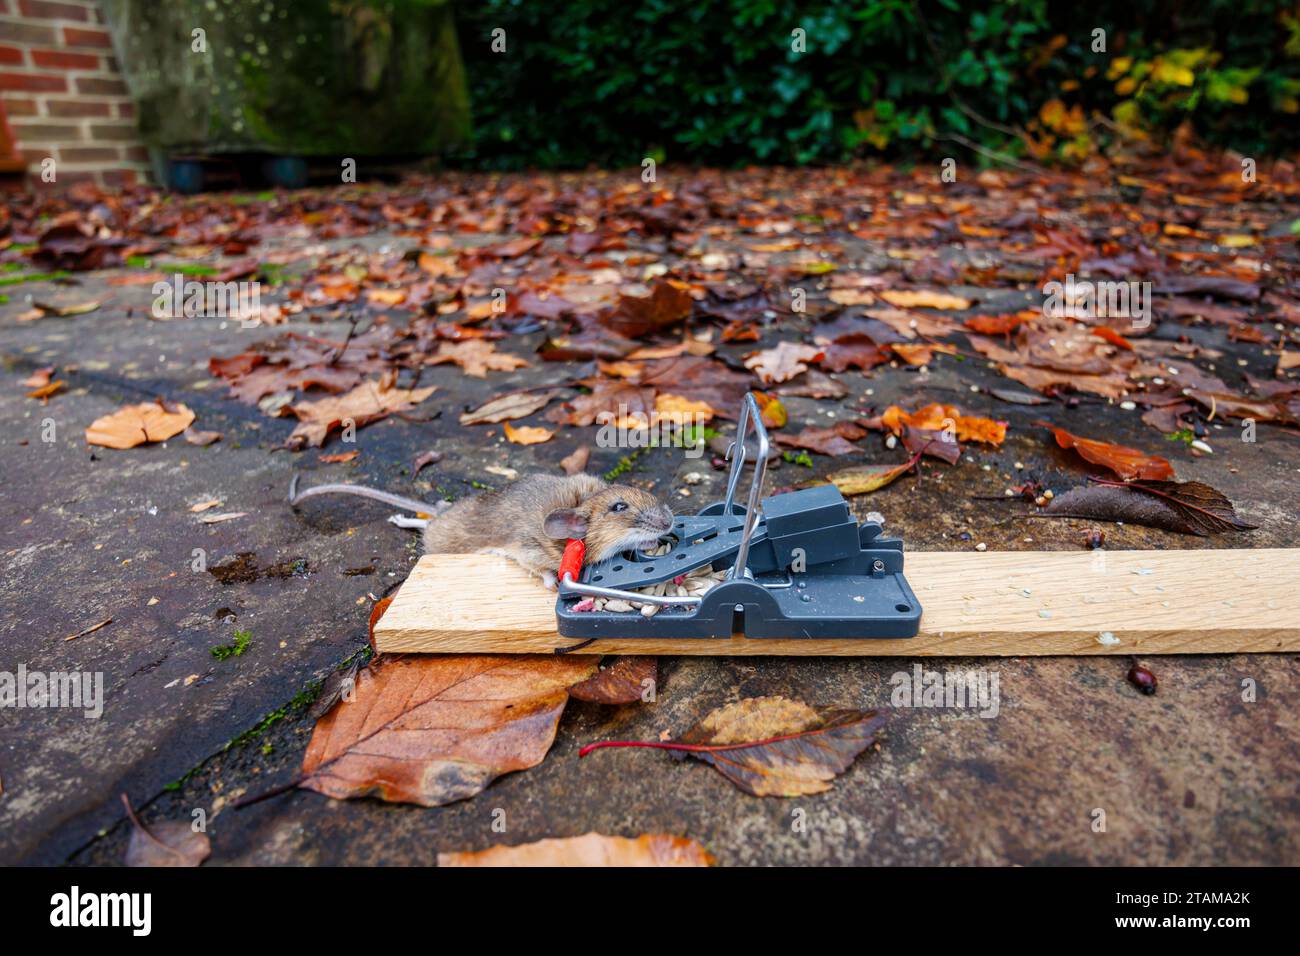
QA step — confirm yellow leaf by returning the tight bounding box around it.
[653,393,715,424]
[879,289,971,310]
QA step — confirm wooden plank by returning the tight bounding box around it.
[373,549,1300,656]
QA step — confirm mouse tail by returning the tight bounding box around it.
[289,475,444,516]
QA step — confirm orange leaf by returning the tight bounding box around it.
[1091,326,1134,351]
[438,833,714,868]
[1040,423,1175,480]
[881,404,1006,446]
[879,289,971,310]
[503,421,553,445]
[85,400,196,449]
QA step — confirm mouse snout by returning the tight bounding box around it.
[641,504,674,535]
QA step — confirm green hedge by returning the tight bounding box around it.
[451,0,1300,168]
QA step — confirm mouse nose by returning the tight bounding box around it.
[654,505,673,530]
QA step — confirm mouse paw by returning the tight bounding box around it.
[541,570,557,591]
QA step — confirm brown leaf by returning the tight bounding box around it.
[1040,423,1175,480]
[774,422,864,457]
[600,281,694,338]
[1044,479,1255,536]
[412,449,443,476]
[183,427,222,446]
[560,446,590,475]
[459,388,563,425]
[298,655,598,806]
[21,366,54,387]
[569,657,657,704]
[818,333,890,373]
[85,400,195,449]
[283,380,435,448]
[428,340,530,378]
[121,794,210,867]
[26,379,66,401]
[744,341,823,384]
[438,832,713,867]
[319,450,360,463]
[582,697,888,797]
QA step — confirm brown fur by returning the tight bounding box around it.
[423,473,673,580]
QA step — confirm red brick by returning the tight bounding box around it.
[0,21,56,44]
[0,71,66,92]
[11,120,81,140]
[116,101,133,119]
[122,145,148,162]
[0,43,23,65]
[74,76,124,95]
[3,96,38,115]
[58,146,119,162]
[90,122,137,141]
[20,0,91,19]
[62,26,110,48]
[47,98,109,117]
[31,48,99,69]
[101,169,136,187]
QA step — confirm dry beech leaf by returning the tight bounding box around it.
[85,400,195,449]
[1039,423,1174,480]
[879,289,971,310]
[438,832,713,868]
[298,654,598,806]
[568,656,658,704]
[189,499,222,513]
[459,388,562,425]
[503,421,553,445]
[283,380,435,448]
[121,793,210,867]
[744,341,823,384]
[1044,478,1256,537]
[428,340,530,378]
[581,696,889,797]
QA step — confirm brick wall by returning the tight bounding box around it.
[0,0,149,187]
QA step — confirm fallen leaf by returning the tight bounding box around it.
[85,400,195,449]
[283,379,435,448]
[823,451,922,495]
[964,310,1036,335]
[26,379,65,401]
[189,499,222,513]
[1044,479,1255,536]
[428,340,530,378]
[65,617,112,642]
[30,299,101,318]
[412,449,442,476]
[753,391,788,428]
[503,421,553,445]
[319,450,360,463]
[459,389,562,425]
[183,427,221,446]
[1040,423,1175,480]
[581,696,888,797]
[774,422,864,457]
[298,654,597,806]
[744,341,823,384]
[569,657,658,704]
[438,833,713,867]
[880,289,971,310]
[198,511,247,524]
[560,446,590,475]
[653,393,715,423]
[881,404,1006,445]
[121,794,210,867]
[20,366,54,388]
[600,281,694,338]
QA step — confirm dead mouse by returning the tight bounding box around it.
[289,472,674,588]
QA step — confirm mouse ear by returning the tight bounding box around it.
[543,508,588,539]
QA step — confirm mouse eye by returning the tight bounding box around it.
[610,501,628,513]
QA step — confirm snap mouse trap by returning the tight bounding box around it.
[372,399,1300,657]
[554,394,921,640]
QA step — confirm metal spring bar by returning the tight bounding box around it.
[724,392,769,581]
